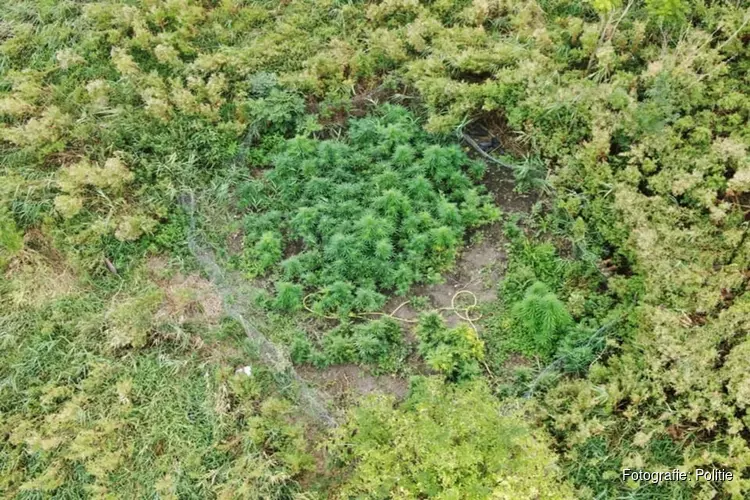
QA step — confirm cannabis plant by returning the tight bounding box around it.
[511,282,573,358]
[416,313,485,381]
[238,105,499,316]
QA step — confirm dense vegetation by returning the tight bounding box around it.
[330,377,574,499]
[1,0,748,498]
[239,104,497,316]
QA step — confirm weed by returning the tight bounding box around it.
[237,105,499,317]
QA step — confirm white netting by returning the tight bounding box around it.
[182,191,337,427]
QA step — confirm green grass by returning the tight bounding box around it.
[0,270,318,498]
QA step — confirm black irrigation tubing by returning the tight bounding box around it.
[460,132,518,170]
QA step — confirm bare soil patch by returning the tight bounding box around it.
[482,162,537,213]
[225,229,244,254]
[389,223,505,328]
[146,256,223,325]
[297,363,409,404]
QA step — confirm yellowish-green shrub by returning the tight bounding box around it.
[331,377,575,499]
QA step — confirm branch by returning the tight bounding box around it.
[610,0,635,37]
[717,9,750,52]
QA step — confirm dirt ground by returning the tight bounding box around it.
[297,363,409,404]
[387,151,536,327]
[386,225,505,328]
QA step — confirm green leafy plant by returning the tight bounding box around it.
[416,313,485,381]
[238,105,499,316]
[2,0,749,497]
[272,281,304,312]
[309,318,406,371]
[351,318,404,367]
[513,157,551,194]
[646,0,690,28]
[511,282,573,358]
[330,377,575,499]
[249,231,283,275]
[242,87,306,140]
[0,210,24,269]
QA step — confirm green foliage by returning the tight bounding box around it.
[484,218,618,386]
[242,87,306,139]
[590,0,622,14]
[313,318,407,371]
[564,437,692,499]
[2,0,750,497]
[0,271,316,499]
[249,231,283,275]
[555,326,599,374]
[511,282,573,358]
[239,105,499,316]
[0,209,23,269]
[646,0,690,27]
[289,331,315,366]
[351,318,404,366]
[330,377,575,499]
[272,281,304,312]
[513,157,552,194]
[417,313,485,381]
[322,329,357,365]
[500,238,571,303]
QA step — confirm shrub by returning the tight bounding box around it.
[351,318,404,366]
[416,313,484,381]
[511,282,573,358]
[312,318,406,370]
[272,281,303,312]
[322,330,356,365]
[330,377,575,499]
[289,332,314,364]
[242,87,306,139]
[251,231,283,274]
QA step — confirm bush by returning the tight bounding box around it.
[313,318,406,371]
[416,313,484,381]
[351,318,404,367]
[511,282,573,358]
[330,377,575,499]
[272,281,303,312]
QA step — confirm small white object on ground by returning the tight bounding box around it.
[235,365,252,376]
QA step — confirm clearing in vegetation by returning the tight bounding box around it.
[1,0,749,499]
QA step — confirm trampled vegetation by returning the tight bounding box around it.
[1,0,748,499]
